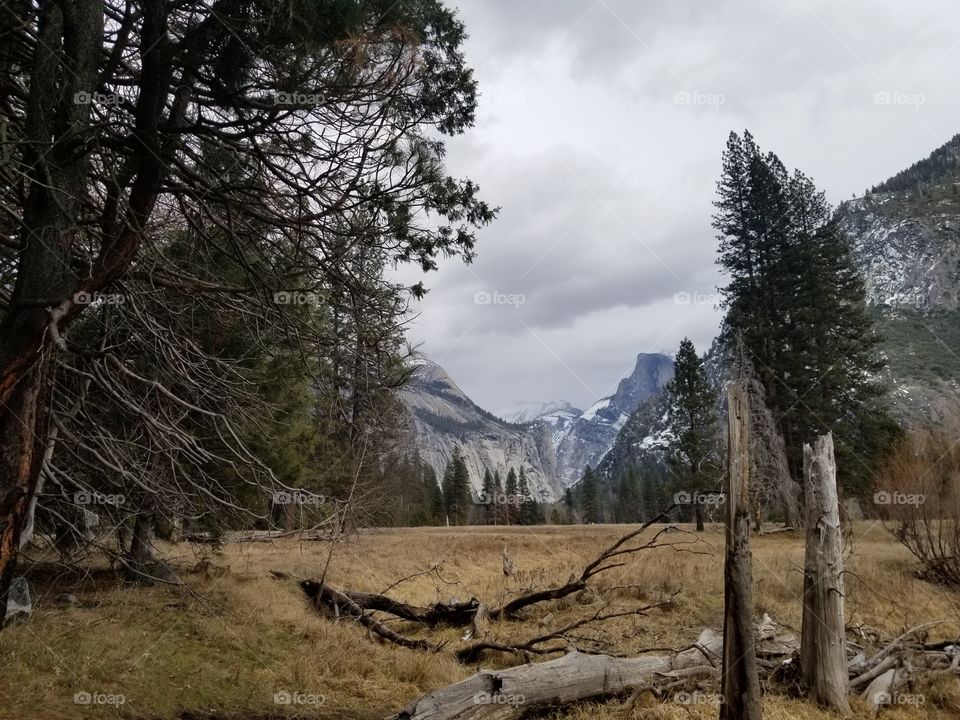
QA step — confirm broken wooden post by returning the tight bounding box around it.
[800,432,851,715]
[720,382,763,720]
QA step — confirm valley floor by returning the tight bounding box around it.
[2,522,959,719]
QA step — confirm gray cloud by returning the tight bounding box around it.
[396,0,960,410]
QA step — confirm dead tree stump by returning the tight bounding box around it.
[720,382,763,720]
[801,432,851,715]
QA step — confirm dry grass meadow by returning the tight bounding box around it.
[2,521,959,720]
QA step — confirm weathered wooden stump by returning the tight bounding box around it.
[800,432,851,715]
[720,382,762,720]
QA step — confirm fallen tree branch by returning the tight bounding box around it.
[456,598,677,663]
[299,578,433,651]
[490,506,689,620]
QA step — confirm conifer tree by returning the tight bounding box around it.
[481,468,495,525]
[580,466,602,524]
[493,470,505,525]
[505,467,519,524]
[615,467,642,523]
[425,465,444,525]
[714,130,898,492]
[441,449,471,525]
[664,338,720,531]
[517,467,538,525]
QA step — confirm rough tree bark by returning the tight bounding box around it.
[800,432,851,715]
[720,382,763,720]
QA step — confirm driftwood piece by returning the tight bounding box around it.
[388,650,673,720]
[720,382,763,720]
[800,432,851,715]
[850,656,897,690]
[861,667,899,717]
[455,602,675,663]
[675,628,723,669]
[390,622,804,720]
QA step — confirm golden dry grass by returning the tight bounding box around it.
[1,521,958,720]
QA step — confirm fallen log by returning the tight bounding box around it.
[674,628,723,669]
[388,650,673,720]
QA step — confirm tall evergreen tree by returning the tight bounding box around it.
[615,466,642,523]
[441,449,471,525]
[493,470,505,525]
[580,466,602,524]
[505,467,519,524]
[713,130,898,493]
[517,467,538,525]
[481,468,495,525]
[664,339,720,531]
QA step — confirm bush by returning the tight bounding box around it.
[874,431,960,586]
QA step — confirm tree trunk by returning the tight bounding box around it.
[720,382,763,720]
[0,353,52,626]
[0,0,106,623]
[129,505,155,564]
[694,500,705,532]
[800,433,851,715]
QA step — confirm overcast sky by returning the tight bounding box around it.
[395,0,960,413]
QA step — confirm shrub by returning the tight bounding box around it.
[874,431,960,586]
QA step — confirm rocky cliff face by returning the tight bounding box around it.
[399,361,564,501]
[552,353,674,486]
[841,195,960,313]
[839,134,960,432]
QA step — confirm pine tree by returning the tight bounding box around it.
[441,449,471,525]
[714,130,899,493]
[481,468,495,525]
[505,467,518,524]
[615,466,642,523]
[664,338,720,531]
[517,467,538,525]
[493,470,505,525]
[580,466,602,524]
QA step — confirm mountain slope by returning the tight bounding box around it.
[399,361,563,501]
[553,353,674,485]
[497,400,581,429]
[839,133,960,432]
